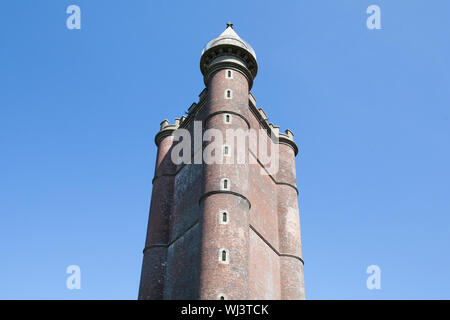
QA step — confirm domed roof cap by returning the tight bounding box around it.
[201,23,257,61]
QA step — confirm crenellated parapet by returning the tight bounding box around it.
[248,92,298,156]
[154,119,180,146]
[155,91,299,156]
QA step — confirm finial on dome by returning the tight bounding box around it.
[226,22,234,29]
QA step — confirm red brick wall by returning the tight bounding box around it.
[139,66,305,300]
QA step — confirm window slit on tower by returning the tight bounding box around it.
[224,113,232,124]
[219,210,229,225]
[220,178,230,191]
[217,293,227,300]
[219,248,229,264]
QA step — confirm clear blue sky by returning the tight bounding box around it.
[1,0,449,299]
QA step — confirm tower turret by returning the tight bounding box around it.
[138,120,179,299]
[200,23,258,89]
[198,24,255,300]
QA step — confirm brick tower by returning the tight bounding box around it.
[138,24,305,300]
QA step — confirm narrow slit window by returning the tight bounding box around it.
[221,250,227,261]
[218,248,229,264]
[225,89,232,99]
[219,210,229,224]
[226,70,233,79]
[221,178,230,191]
[224,113,232,124]
[223,145,229,156]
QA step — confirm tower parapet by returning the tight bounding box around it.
[155,95,299,156]
[155,119,179,146]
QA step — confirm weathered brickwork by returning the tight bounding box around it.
[138,24,305,300]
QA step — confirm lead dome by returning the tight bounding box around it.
[200,23,258,81]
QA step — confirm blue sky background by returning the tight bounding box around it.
[1,0,449,299]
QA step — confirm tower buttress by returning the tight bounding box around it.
[138,121,178,299]
[276,136,305,299]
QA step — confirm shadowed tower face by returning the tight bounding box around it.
[138,24,305,300]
